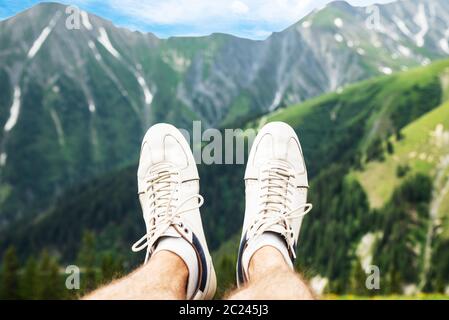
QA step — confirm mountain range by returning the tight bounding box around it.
[4,55,449,295]
[2,0,449,225]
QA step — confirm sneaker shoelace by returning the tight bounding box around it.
[132,162,204,263]
[247,160,312,259]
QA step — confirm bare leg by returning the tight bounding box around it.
[226,246,314,300]
[83,251,188,300]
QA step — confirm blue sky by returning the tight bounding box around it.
[0,0,395,39]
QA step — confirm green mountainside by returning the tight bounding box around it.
[2,58,449,297]
[3,0,449,228]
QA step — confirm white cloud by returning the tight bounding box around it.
[101,0,314,25]
[231,1,249,15]
[67,0,396,39]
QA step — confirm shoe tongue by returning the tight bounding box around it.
[259,164,290,219]
[148,164,181,225]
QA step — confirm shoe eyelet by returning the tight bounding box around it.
[184,228,189,233]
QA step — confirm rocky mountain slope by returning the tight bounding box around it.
[3,58,449,295]
[1,0,449,225]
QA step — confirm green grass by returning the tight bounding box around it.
[266,91,339,127]
[221,94,252,127]
[355,99,449,209]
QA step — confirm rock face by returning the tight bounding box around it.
[0,0,449,223]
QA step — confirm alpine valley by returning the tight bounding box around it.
[1,0,449,299]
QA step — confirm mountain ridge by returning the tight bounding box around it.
[3,58,449,296]
[1,0,449,234]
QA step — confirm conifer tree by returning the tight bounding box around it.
[20,256,38,299]
[0,246,20,300]
[38,250,63,299]
[77,231,97,293]
[100,253,114,283]
[349,260,370,296]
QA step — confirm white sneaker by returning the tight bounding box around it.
[132,123,216,300]
[237,122,312,286]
